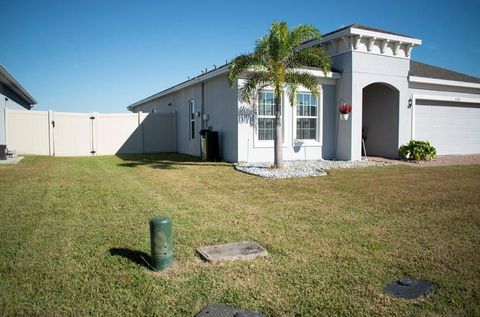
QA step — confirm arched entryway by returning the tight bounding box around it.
[362,83,399,158]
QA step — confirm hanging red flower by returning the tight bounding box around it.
[339,104,352,114]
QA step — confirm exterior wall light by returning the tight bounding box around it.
[408,98,413,108]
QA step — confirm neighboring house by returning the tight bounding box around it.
[0,65,37,145]
[128,24,480,162]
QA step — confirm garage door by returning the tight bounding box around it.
[415,99,480,155]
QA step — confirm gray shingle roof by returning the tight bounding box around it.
[410,60,480,84]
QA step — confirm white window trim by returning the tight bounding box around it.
[292,88,323,146]
[253,90,286,148]
[189,99,195,140]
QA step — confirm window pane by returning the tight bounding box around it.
[296,118,317,140]
[296,93,317,140]
[189,100,195,139]
[258,118,275,140]
[296,93,317,117]
[259,91,277,116]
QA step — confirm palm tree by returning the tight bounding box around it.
[228,21,331,168]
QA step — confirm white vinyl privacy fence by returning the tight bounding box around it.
[5,109,176,156]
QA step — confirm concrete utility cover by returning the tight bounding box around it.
[195,304,264,317]
[197,241,267,262]
[0,157,23,165]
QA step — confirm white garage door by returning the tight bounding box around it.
[415,99,480,155]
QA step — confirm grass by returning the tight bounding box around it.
[0,154,479,316]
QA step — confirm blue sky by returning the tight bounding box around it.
[1,0,479,112]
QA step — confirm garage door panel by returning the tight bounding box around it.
[415,100,480,155]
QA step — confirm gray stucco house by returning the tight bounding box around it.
[0,65,37,145]
[128,24,480,162]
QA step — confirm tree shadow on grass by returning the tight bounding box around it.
[109,247,153,270]
[116,153,231,169]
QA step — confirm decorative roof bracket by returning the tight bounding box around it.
[367,37,376,52]
[405,43,414,57]
[380,39,389,54]
[350,35,361,50]
[393,41,403,56]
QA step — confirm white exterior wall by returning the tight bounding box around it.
[236,82,336,163]
[131,74,238,161]
[334,51,410,160]
[203,76,238,162]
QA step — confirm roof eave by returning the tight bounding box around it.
[0,65,37,105]
[409,75,480,89]
[127,67,340,110]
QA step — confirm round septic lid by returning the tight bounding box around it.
[383,278,433,299]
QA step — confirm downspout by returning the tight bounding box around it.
[201,83,205,130]
[3,97,7,145]
[200,83,205,157]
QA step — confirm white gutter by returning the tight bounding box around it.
[0,65,37,106]
[409,75,480,89]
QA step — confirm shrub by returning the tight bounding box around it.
[398,140,437,161]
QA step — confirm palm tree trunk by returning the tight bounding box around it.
[274,94,283,168]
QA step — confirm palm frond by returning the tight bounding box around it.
[285,70,321,98]
[266,21,292,62]
[287,47,332,75]
[228,54,262,87]
[288,24,322,47]
[285,83,298,107]
[239,71,271,104]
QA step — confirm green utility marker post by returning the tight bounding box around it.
[149,216,173,271]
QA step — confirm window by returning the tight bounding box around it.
[296,92,318,140]
[189,100,195,139]
[258,91,280,141]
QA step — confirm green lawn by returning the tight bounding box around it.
[0,155,479,316]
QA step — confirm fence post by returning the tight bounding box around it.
[91,112,98,156]
[48,110,54,156]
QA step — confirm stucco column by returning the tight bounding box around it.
[350,85,363,160]
[335,73,356,161]
[397,81,411,149]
